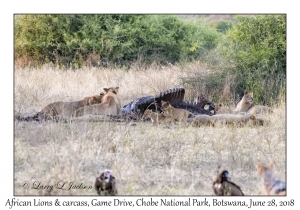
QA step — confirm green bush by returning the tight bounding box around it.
[219,15,286,104]
[15,14,221,68]
[177,15,286,106]
[209,20,233,33]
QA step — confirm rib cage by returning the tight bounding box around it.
[122,88,215,118]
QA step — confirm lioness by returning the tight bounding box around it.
[142,109,173,126]
[191,115,216,127]
[234,90,254,113]
[161,100,193,125]
[234,91,272,115]
[192,114,262,127]
[33,93,104,121]
[248,105,273,115]
[215,103,236,114]
[74,86,121,117]
[82,92,105,106]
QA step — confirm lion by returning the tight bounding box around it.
[234,90,254,113]
[214,114,263,126]
[142,109,173,126]
[215,103,236,114]
[82,92,104,106]
[161,100,193,125]
[234,90,272,115]
[74,86,121,117]
[33,93,104,121]
[191,115,216,127]
[248,105,273,115]
[192,114,263,127]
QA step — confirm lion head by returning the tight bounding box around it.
[103,86,119,95]
[243,91,254,105]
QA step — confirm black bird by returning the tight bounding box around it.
[94,170,118,196]
[213,170,244,196]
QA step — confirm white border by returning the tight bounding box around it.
[2,0,299,209]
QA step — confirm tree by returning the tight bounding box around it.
[220,15,286,104]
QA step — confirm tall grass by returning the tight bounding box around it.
[14,65,286,195]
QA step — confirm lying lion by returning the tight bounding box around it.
[82,93,105,106]
[248,105,273,115]
[142,109,173,126]
[31,92,104,121]
[234,90,273,115]
[74,86,121,117]
[215,103,236,114]
[192,114,264,127]
[191,115,215,127]
[161,100,194,125]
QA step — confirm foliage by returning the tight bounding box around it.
[14,14,286,105]
[15,14,220,68]
[209,20,233,33]
[219,15,286,104]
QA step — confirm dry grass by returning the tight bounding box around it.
[14,65,286,196]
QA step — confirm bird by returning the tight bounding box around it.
[94,170,118,196]
[213,170,244,196]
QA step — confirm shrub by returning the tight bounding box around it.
[209,20,233,33]
[178,15,286,106]
[14,14,221,68]
[219,15,286,104]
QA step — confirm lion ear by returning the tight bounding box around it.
[115,87,119,90]
[100,92,104,96]
[244,90,248,95]
[103,88,108,92]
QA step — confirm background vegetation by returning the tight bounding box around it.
[14,14,286,105]
[15,15,220,68]
[219,15,286,104]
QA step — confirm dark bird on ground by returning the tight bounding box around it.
[213,170,244,196]
[94,170,118,196]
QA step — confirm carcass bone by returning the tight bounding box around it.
[121,88,215,120]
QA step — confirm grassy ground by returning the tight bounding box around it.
[14,65,286,195]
